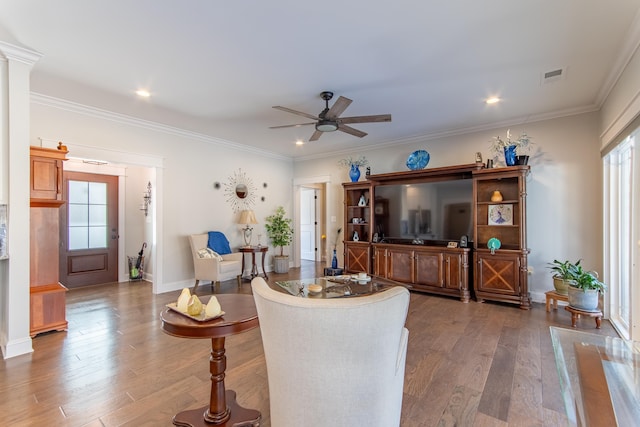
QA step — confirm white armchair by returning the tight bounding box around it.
[188,233,242,292]
[251,277,410,427]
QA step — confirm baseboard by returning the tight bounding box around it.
[1,335,33,359]
[155,279,194,295]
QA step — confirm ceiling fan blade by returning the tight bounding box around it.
[273,106,318,121]
[309,129,323,141]
[338,124,367,138]
[325,96,352,119]
[269,122,315,129]
[338,114,392,124]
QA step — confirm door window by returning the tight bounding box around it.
[68,180,108,250]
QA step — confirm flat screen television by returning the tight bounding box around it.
[373,179,473,244]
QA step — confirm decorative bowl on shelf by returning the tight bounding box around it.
[406,150,430,170]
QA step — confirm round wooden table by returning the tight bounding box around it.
[160,294,261,427]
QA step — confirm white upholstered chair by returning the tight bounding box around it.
[251,277,410,427]
[188,233,242,292]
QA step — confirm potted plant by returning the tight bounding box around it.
[567,265,606,311]
[264,206,294,273]
[339,156,369,182]
[489,129,533,166]
[547,259,581,295]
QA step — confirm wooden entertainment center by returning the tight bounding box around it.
[342,163,531,309]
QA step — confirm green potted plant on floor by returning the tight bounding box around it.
[547,259,581,295]
[265,206,294,273]
[567,264,606,311]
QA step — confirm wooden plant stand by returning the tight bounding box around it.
[545,290,568,312]
[565,305,603,329]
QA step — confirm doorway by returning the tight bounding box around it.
[60,171,119,288]
[300,188,317,261]
[294,176,331,268]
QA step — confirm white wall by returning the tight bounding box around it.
[294,112,603,303]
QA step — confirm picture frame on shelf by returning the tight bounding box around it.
[488,204,513,225]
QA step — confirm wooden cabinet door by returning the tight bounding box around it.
[31,156,62,200]
[344,243,370,273]
[475,252,520,295]
[373,246,387,278]
[443,253,462,290]
[388,248,414,283]
[414,250,442,287]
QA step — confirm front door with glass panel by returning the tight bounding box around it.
[60,172,118,288]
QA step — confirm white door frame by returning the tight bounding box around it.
[293,175,332,268]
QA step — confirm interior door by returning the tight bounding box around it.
[300,188,317,260]
[60,171,118,288]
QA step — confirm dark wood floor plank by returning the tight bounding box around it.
[509,326,543,424]
[477,330,518,421]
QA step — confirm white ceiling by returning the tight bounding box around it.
[1,0,639,160]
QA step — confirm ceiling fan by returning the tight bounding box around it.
[270,91,391,141]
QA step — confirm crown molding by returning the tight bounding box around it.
[0,41,41,65]
[596,8,640,108]
[294,104,599,163]
[30,93,291,162]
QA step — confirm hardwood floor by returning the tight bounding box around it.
[1,262,618,426]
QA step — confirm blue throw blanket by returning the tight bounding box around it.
[207,231,232,255]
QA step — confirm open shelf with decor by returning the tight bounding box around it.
[342,182,373,272]
[472,165,530,309]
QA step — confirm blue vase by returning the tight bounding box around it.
[349,164,361,182]
[504,146,517,166]
[331,249,338,269]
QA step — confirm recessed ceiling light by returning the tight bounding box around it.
[485,97,500,105]
[136,89,151,98]
[296,140,304,146]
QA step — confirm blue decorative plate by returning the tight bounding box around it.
[406,150,430,170]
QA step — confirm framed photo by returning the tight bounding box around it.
[488,204,513,225]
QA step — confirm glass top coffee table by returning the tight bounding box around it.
[549,326,640,426]
[275,274,410,298]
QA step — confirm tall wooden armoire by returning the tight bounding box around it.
[30,145,68,337]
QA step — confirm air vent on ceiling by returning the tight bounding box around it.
[541,67,566,84]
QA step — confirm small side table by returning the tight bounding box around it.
[564,305,603,329]
[545,290,569,312]
[161,294,261,426]
[239,246,268,281]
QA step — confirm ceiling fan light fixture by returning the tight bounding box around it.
[316,120,338,132]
